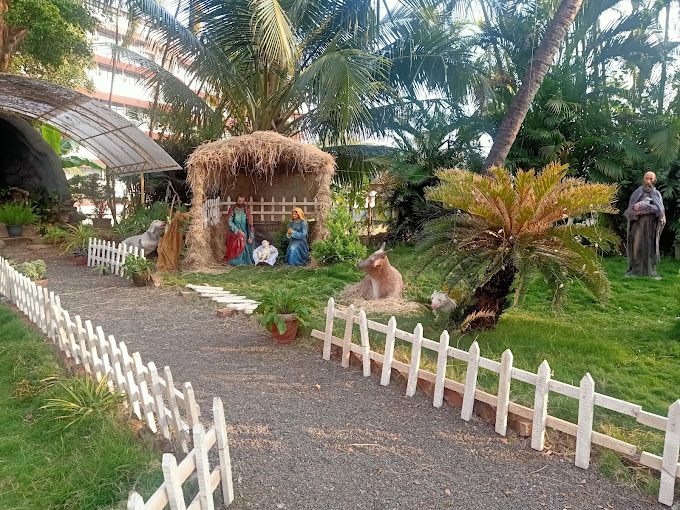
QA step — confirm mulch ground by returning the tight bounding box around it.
[4,244,665,509]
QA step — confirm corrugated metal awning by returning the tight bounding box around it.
[0,73,181,176]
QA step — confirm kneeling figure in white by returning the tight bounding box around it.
[253,240,278,266]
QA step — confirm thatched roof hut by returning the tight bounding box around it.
[185,131,336,269]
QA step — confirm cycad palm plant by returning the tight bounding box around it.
[423,162,619,328]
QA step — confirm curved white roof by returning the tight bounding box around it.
[0,73,181,176]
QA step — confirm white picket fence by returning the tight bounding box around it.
[312,298,680,507]
[203,195,320,227]
[0,256,235,508]
[128,397,234,510]
[88,237,145,277]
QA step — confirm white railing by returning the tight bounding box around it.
[0,256,235,507]
[312,298,680,507]
[128,398,234,510]
[88,237,145,277]
[203,195,320,227]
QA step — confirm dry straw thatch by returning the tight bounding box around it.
[185,131,336,270]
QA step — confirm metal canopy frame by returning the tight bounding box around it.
[0,73,181,176]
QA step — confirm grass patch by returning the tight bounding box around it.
[165,250,680,454]
[0,303,163,510]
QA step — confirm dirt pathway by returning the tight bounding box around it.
[33,249,662,510]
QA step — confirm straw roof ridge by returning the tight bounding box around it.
[187,131,336,184]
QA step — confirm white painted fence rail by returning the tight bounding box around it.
[0,255,237,507]
[88,237,145,277]
[203,195,320,227]
[128,397,234,510]
[312,297,680,507]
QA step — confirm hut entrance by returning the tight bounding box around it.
[185,131,335,269]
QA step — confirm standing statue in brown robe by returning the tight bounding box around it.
[157,213,190,272]
[624,172,666,279]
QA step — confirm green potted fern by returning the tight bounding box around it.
[0,203,39,237]
[254,288,313,343]
[121,254,155,287]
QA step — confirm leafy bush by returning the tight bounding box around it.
[40,375,125,428]
[311,206,367,264]
[16,260,47,281]
[61,223,96,254]
[254,287,314,334]
[0,203,39,226]
[121,254,155,278]
[42,225,68,244]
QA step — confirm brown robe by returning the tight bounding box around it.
[624,186,665,278]
[157,213,190,273]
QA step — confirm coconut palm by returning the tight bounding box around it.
[423,162,619,328]
[114,0,481,143]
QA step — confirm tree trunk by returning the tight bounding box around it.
[464,262,517,330]
[0,12,28,73]
[483,0,584,172]
[658,1,670,115]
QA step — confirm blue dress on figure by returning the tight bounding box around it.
[286,215,309,266]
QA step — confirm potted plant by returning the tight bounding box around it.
[0,203,39,237]
[121,254,155,287]
[254,288,313,343]
[69,175,110,229]
[61,223,96,265]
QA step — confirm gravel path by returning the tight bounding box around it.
[33,249,662,510]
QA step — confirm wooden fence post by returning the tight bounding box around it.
[74,315,91,374]
[149,362,171,439]
[433,331,450,408]
[341,305,355,368]
[531,360,551,451]
[127,492,145,510]
[575,373,595,469]
[164,366,188,453]
[659,400,680,505]
[461,341,480,421]
[184,382,200,427]
[322,298,335,361]
[380,317,397,386]
[213,397,235,505]
[357,310,371,377]
[62,310,80,364]
[406,324,423,397]
[495,349,513,436]
[193,424,215,510]
[162,453,187,510]
[84,320,102,380]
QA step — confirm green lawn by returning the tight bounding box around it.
[165,250,680,454]
[0,304,163,510]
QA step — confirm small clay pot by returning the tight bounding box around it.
[92,218,112,229]
[270,314,300,344]
[132,273,150,287]
[35,279,48,288]
[6,225,23,237]
[73,255,88,266]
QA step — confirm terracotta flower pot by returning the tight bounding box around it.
[35,279,48,288]
[73,256,88,266]
[270,314,300,344]
[132,273,150,287]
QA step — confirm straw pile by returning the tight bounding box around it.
[185,131,336,270]
[336,282,427,314]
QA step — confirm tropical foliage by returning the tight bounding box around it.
[423,163,619,326]
[254,287,314,334]
[311,206,367,264]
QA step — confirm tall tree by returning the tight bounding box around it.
[483,0,585,171]
[0,0,95,73]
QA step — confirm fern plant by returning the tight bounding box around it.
[311,206,367,265]
[254,288,313,334]
[423,163,619,326]
[60,223,96,255]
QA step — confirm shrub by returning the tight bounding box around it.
[311,206,367,264]
[121,254,155,278]
[61,223,96,255]
[42,225,68,244]
[0,203,39,226]
[17,260,47,281]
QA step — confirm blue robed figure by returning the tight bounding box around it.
[286,207,309,266]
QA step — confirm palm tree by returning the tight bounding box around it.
[423,162,618,328]
[483,0,586,171]
[115,0,481,143]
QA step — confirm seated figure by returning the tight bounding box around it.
[253,240,278,266]
[285,207,309,266]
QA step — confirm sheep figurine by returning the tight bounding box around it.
[122,220,166,254]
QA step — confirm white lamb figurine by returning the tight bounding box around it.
[430,290,457,317]
[122,220,166,254]
[253,240,278,266]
